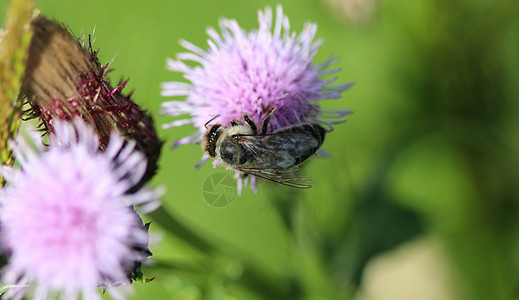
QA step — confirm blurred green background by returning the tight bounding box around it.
[3,0,519,299]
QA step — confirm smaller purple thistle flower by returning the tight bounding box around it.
[0,119,160,299]
[161,5,351,192]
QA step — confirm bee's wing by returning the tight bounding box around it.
[237,165,313,189]
[237,132,320,168]
[236,133,316,188]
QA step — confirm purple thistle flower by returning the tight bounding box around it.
[0,119,160,299]
[160,5,351,191]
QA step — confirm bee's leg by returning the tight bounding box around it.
[261,106,277,135]
[243,114,257,135]
[230,120,243,126]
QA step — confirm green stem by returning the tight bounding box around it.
[148,206,216,254]
[149,206,288,299]
[0,0,34,183]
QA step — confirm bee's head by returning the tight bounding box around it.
[202,124,224,157]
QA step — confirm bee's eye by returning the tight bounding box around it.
[205,125,222,157]
[208,125,222,141]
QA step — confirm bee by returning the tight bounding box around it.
[202,107,326,188]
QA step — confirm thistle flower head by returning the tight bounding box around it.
[21,15,162,187]
[0,119,160,299]
[160,6,351,192]
[161,5,351,148]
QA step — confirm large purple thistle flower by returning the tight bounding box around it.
[0,119,160,300]
[161,5,351,191]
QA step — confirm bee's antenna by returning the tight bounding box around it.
[205,115,220,129]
